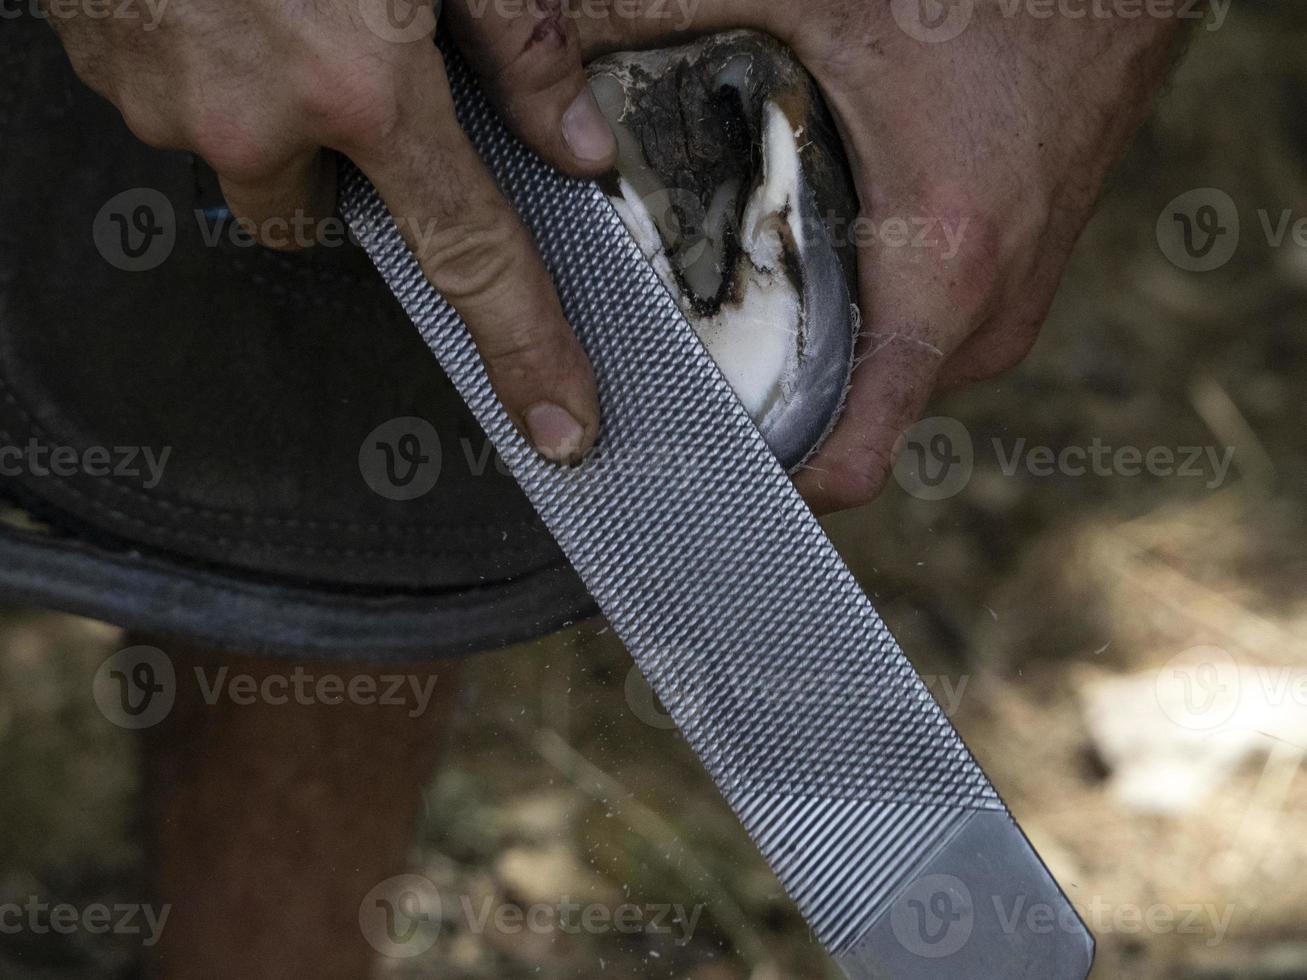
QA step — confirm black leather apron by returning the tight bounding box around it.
[0,15,593,660]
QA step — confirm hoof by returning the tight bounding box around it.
[588,30,860,470]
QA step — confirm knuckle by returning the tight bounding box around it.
[302,68,401,149]
[418,213,523,303]
[189,115,277,184]
[912,188,1008,319]
[117,99,179,149]
[62,46,112,96]
[946,243,1003,322]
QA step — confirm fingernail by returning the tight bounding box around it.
[562,87,617,165]
[526,402,587,464]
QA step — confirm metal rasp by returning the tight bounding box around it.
[339,43,1094,980]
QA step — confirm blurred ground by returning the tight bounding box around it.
[3,1,1307,977]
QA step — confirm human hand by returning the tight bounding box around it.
[46,0,620,463]
[580,2,1184,512]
